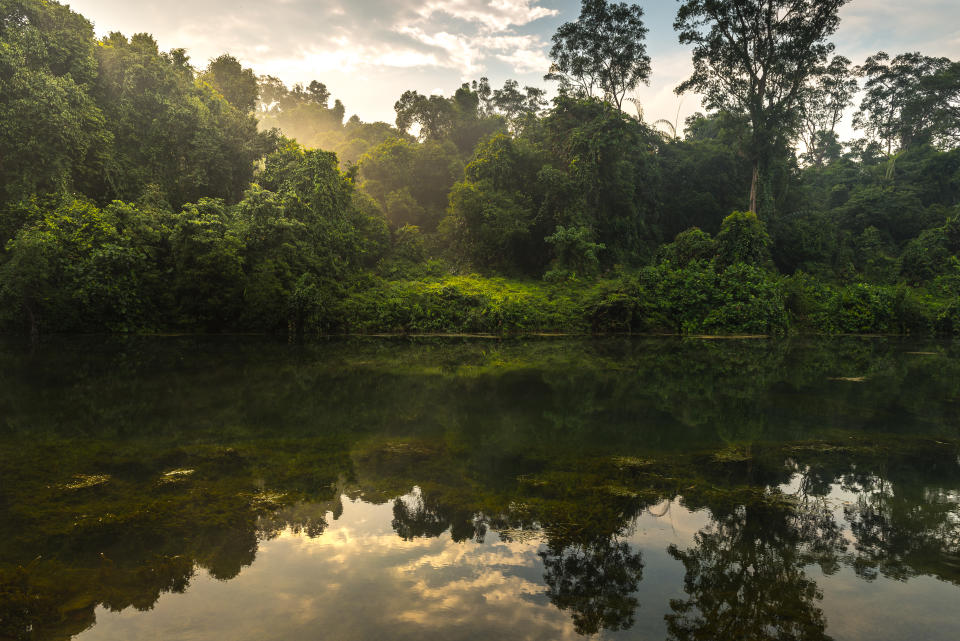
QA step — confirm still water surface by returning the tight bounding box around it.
[1,336,959,640]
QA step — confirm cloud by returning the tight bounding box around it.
[836,0,960,59]
[63,0,960,125]
[399,27,552,76]
[417,0,558,32]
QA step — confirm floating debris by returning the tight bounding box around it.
[517,474,548,487]
[611,456,654,469]
[158,469,195,485]
[381,442,434,456]
[62,474,110,490]
[829,377,868,383]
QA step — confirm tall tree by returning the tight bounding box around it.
[394,84,504,154]
[490,79,547,132]
[675,0,850,213]
[854,52,960,155]
[394,90,454,140]
[800,55,858,166]
[545,0,651,111]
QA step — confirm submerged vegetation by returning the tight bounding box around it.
[1,0,959,338]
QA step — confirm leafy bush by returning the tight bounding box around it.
[715,211,773,268]
[658,228,715,267]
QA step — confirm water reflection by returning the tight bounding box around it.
[541,538,644,635]
[0,337,959,640]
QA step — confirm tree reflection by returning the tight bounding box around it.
[842,472,960,583]
[666,499,840,641]
[391,487,488,543]
[540,536,644,635]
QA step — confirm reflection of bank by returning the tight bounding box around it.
[5,436,960,640]
[53,435,960,641]
[2,331,960,641]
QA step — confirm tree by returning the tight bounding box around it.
[800,56,858,166]
[854,52,960,154]
[0,198,155,334]
[658,228,716,266]
[666,503,834,641]
[545,225,605,279]
[442,134,547,273]
[657,112,754,237]
[540,537,644,635]
[90,33,274,206]
[394,90,454,140]
[358,138,463,230]
[0,0,109,206]
[170,198,245,329]
[201,54,258,112]
[394,84,504,154]
[675,0,850,214]
[545,0,651,111]
[489,79,547,132]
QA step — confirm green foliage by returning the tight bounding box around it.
[358,138,463,230]
[394,83,506,154]
[546,0,651,111]
[715,211,772,268]
[201,54,257,112]
[1,0,959,338]
[855,52,960,153]
[900,227,951,284]
[0,0,108,206]
[544,225,605,280]
[801,56,858,166]
[0,198,153,332]
[0,139,389,334]
[442,134,547,273]
[657,113,753,236]
[333,276,587,335]
[90,32,274,206]
[170,198,244,329]
[676,0,850,212]
[658,228,715,267]
[392,225,427,264]
[644,261,788,335]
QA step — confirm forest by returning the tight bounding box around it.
[1,0,959,337]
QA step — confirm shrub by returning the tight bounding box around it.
[715,211,773,268]
[658,227,715,267]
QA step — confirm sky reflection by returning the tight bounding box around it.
[76,483,960,641]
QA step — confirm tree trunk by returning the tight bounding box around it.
[749,162,759,214]
[26,302,39,347]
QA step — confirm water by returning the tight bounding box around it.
[1,336,959,641]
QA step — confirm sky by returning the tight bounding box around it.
[66,0,960,130]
